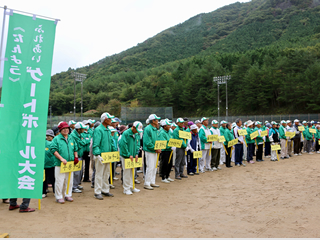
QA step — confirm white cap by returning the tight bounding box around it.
[133,121,143,133]
[176,118,184,123]
[195,120,201,124]
[148,114,161,121]
[160,120,171,127]
[286,120,291,123]
[247,120,254,127]
[294,119,299,123]
[69,120,76,125]
[75,122,88,130]
[101,112,114,122]
[146,119,150,124]
[190,124,197,131]
[201,117,208,123]
[108,126,117,132]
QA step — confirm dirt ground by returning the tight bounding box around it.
[1,153,320,238]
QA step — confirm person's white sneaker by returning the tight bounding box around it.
[317,151,320,154]
[200,170,205,173]
[217,166,222,170]
[167,177,174,182]
[72,188,82,193]
[123,190,133,195]
[294,153,298,156]
[212,167,218,171]
[137,170,143,173]
[309,152,314,154]
[113,177,119,181]
[241,163,246,167]
[131,188,140,193]
[78,185,83,190]
[161,179,170,183]
[42,194,47,198]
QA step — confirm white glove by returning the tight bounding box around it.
[171,147,176,151]
[191,149,195,153]
[286,136,290,140]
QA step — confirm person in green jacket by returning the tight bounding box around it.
[224,123,234,168]
[143,114,162,190]
[199,117,213,172]
[50,122,78,204]
[254,121,264,162]
[70,122,88,193]
[110,118,120,181]
[279,120,288,159]
[315,125,320,153]
[245,120,255,164]
[219,120,227,165]
[119,121,142,195]
[43,129,56,198]
[303,123,313,154]
[92,112,117,200]
[82,120,93,183]
[172,118,188,180]
[158,120,174,183]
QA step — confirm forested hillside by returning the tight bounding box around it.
[49,0,320,117]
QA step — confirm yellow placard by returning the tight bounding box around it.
[193,151,202,158]
[238,129,247,136]
[250,131,259,139]
[271,144,281,151]
[260,130,268,137]
[179,130,191,139]
[124,158,142,169]
[60,160,82,173]
[228,138,238,148]
[218,136,226,143]
[43,170,45,182]
[309,128,316,134]
[298,126,305,131]
[154,140,168,150]
[285,132,295,138]
[318,140,320,145]
[168,139,183,148]
[207,135,218,142]
[101,151,120,163]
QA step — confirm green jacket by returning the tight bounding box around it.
[254,127,264,144]
[82,129,92,152]
[245,127,255,144]
[279,125,286,139]
[199,125,213,150]
[50,134,76,167]
[119,128,140,158]
[113,131,120,148]
[45,140,55,168]
[143,124,159,153]
[219,126,226,137]
[70,129,87,158]
[158,128,172,151]
[185,128,191,133]
[303,126,313,140]
[224,128,234,146]
[92,124,117,156]
[172,125,187,149]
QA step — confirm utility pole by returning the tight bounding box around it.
[72,72,87,120]
[213,75,231,121]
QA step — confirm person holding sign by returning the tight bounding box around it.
[119,121,142,195]
[70,122,88,194]
[303,123,314,154]
[172,118,188,180]
[92,112,117,200]
[199,117,213,172]
[233,119,245,167]
[245,120,255,164]
[286,120,295,157]
[254,121,265,162]
[210,120,222,171]
[279,120,288,159]
[264,123,271,158]
[43,129,56,198]
[293,119,302,156]
[269,121,280,161]
[158,120,175,182]
[186,124,201,175]
[50,122,78,203]
[224,123,235,168]
[143,114,162,190]
[219,120,227,165]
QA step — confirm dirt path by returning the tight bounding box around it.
[1,153,320,238]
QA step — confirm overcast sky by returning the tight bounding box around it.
[0,0,251,76]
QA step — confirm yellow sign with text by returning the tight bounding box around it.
[250,131,259,139]
[228,138,238,148]
[260,130,268,137]
[238,129,247,136]
[218,136,226,143]
[309,128,316,134]
[271,144,281,151]
[168,139,183,148]
[207,135,218,142]
[154,140,167,150]
[101,152,120,163]
[179,131,191,139]
[285,132,295,138]
[298,126,305,132]
[193,151,202,158]
[124,158,142,169]
[60,160,82,173]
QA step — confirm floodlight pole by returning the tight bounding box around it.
[72,72,87,120]
[213,75,231,122]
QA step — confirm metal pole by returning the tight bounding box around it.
[217,83,220,122]
[81,80,83,121]
[74,78,76,118]
[226,79,228,121]
[0,6,7,87]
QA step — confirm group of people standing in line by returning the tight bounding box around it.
[3,113,319,212]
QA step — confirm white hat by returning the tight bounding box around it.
[101,112,114,122]
[172,123,177,127]
[108,126,117,132]
[294,119,299,123]
[176,118,184,123]
[302,121,307,124]
[286,120,291,123]
[148,114,161,121]
[133,121,143,133]
[69,120,76,125]
[146,119,150,124]
[82,120,90,125]
[190,124,197,131]
[247,120,254,127]
[281,120,286,124]
[75,122,88,130]
[195,120,201,124]
[201,117,209,123]
[160,120,171,127]
[211,120,219,124]
[220,120,227,124]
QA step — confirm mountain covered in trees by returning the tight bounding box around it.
[49,0,320,117]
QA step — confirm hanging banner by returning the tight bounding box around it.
[0,13,57,199]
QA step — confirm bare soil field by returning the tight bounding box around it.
[1,153,320,238]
